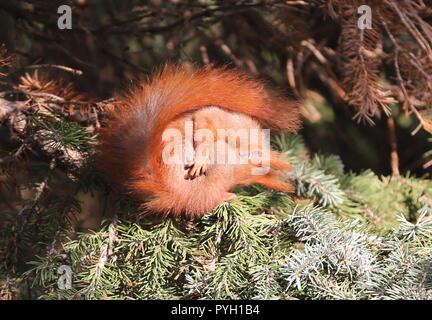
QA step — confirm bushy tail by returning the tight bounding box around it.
[97,65,300,192]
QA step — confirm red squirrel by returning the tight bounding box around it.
[96,65,300,217]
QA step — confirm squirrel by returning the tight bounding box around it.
[96,65,300,218]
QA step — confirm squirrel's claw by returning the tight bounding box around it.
[184,158,208,180]
[184,161,194,169]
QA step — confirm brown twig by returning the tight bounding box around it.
[386,116,400,176]
[25,64,83,76]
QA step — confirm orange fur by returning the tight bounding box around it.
[96,65,300,218]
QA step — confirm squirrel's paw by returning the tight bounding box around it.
[184,158,208,180]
